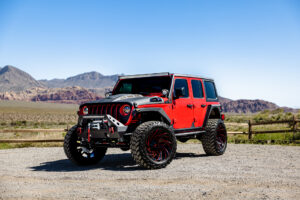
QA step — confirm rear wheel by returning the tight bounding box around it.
[130,121,177,169]
[64,126,107,165]
[202,119,227,155]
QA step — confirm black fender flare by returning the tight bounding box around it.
[203,104,222,128]
[136,107,171,125]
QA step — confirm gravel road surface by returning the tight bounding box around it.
[0,144,299,200]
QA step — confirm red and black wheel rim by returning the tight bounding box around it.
[216,124,227,152]
[145,129,173,163]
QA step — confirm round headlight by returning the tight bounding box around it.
[123,105,131,114]
[83,106,89,115]
[120,105,131,116]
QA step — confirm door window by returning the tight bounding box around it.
[191,80,204,98]
[174,79,189,98]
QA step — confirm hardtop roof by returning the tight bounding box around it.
[119,72,214,81]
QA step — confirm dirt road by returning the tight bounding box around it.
[0,144,299,200]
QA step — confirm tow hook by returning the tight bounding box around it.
[80,146,94,158]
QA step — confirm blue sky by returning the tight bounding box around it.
[0,0,299,108]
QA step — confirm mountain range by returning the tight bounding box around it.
[40,72,119,89]
[0,65,297,113]
[0,66,44,92]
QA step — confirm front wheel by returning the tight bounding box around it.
[202,119,227,155]
[64,126,107,165]
[130,121,177,169]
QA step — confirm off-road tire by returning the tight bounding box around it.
[64,125,107,165]
[130,121,177,169]
[202,119,227,155]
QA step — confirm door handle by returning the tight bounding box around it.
[187,104,193,108]
[201,104,206,108]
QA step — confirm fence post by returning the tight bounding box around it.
[248,120,252,140]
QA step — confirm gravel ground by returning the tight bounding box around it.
[0,144,299,200]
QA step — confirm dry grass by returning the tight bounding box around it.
[0,101,76,148]
[0,100,78,128]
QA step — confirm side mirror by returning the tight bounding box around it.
[174,87,185,98]
[162,89,169,97]
[105,88,112,98]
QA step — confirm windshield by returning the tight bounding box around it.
[113,76,172,96]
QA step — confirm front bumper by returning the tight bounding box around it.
[77,114,128,142]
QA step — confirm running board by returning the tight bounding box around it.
[123,130,206,137]
[175,131,205,137]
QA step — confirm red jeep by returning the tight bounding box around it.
[64,73,227,169]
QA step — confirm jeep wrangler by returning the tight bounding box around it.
[64,72,227,169]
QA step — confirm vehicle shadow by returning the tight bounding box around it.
[30,153,141,172]
[175,152,208,159]
[30,152,207,172]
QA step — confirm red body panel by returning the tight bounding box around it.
[137,75,220,130]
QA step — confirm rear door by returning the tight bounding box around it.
[191,79,207,127]
[172,77,194,129]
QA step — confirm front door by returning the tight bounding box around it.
[172,77,194,129]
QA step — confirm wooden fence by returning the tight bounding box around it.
[228,116,300,141]
[0,118,299,143]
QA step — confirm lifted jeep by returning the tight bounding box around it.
[64,72,227,169]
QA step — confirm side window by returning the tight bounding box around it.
[191,80,204,98]
[174,79,189,98]
[204,81,217,99]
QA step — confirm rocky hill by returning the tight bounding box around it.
[40,72,118,89]
[0,86,102,104]
[0,65,45,92]
[219,98,280,113]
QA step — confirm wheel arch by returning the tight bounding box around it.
[203,105,222,127]
[136,107,171,125]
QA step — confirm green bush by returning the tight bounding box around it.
[253,111,295,123]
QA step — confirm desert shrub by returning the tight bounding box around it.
[270,108,284,114]
[260,109,270,114]
[253,111,294,123]
[225,114,251,123]
[10,121,17,126]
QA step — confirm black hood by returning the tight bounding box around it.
[84,94,164,106]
